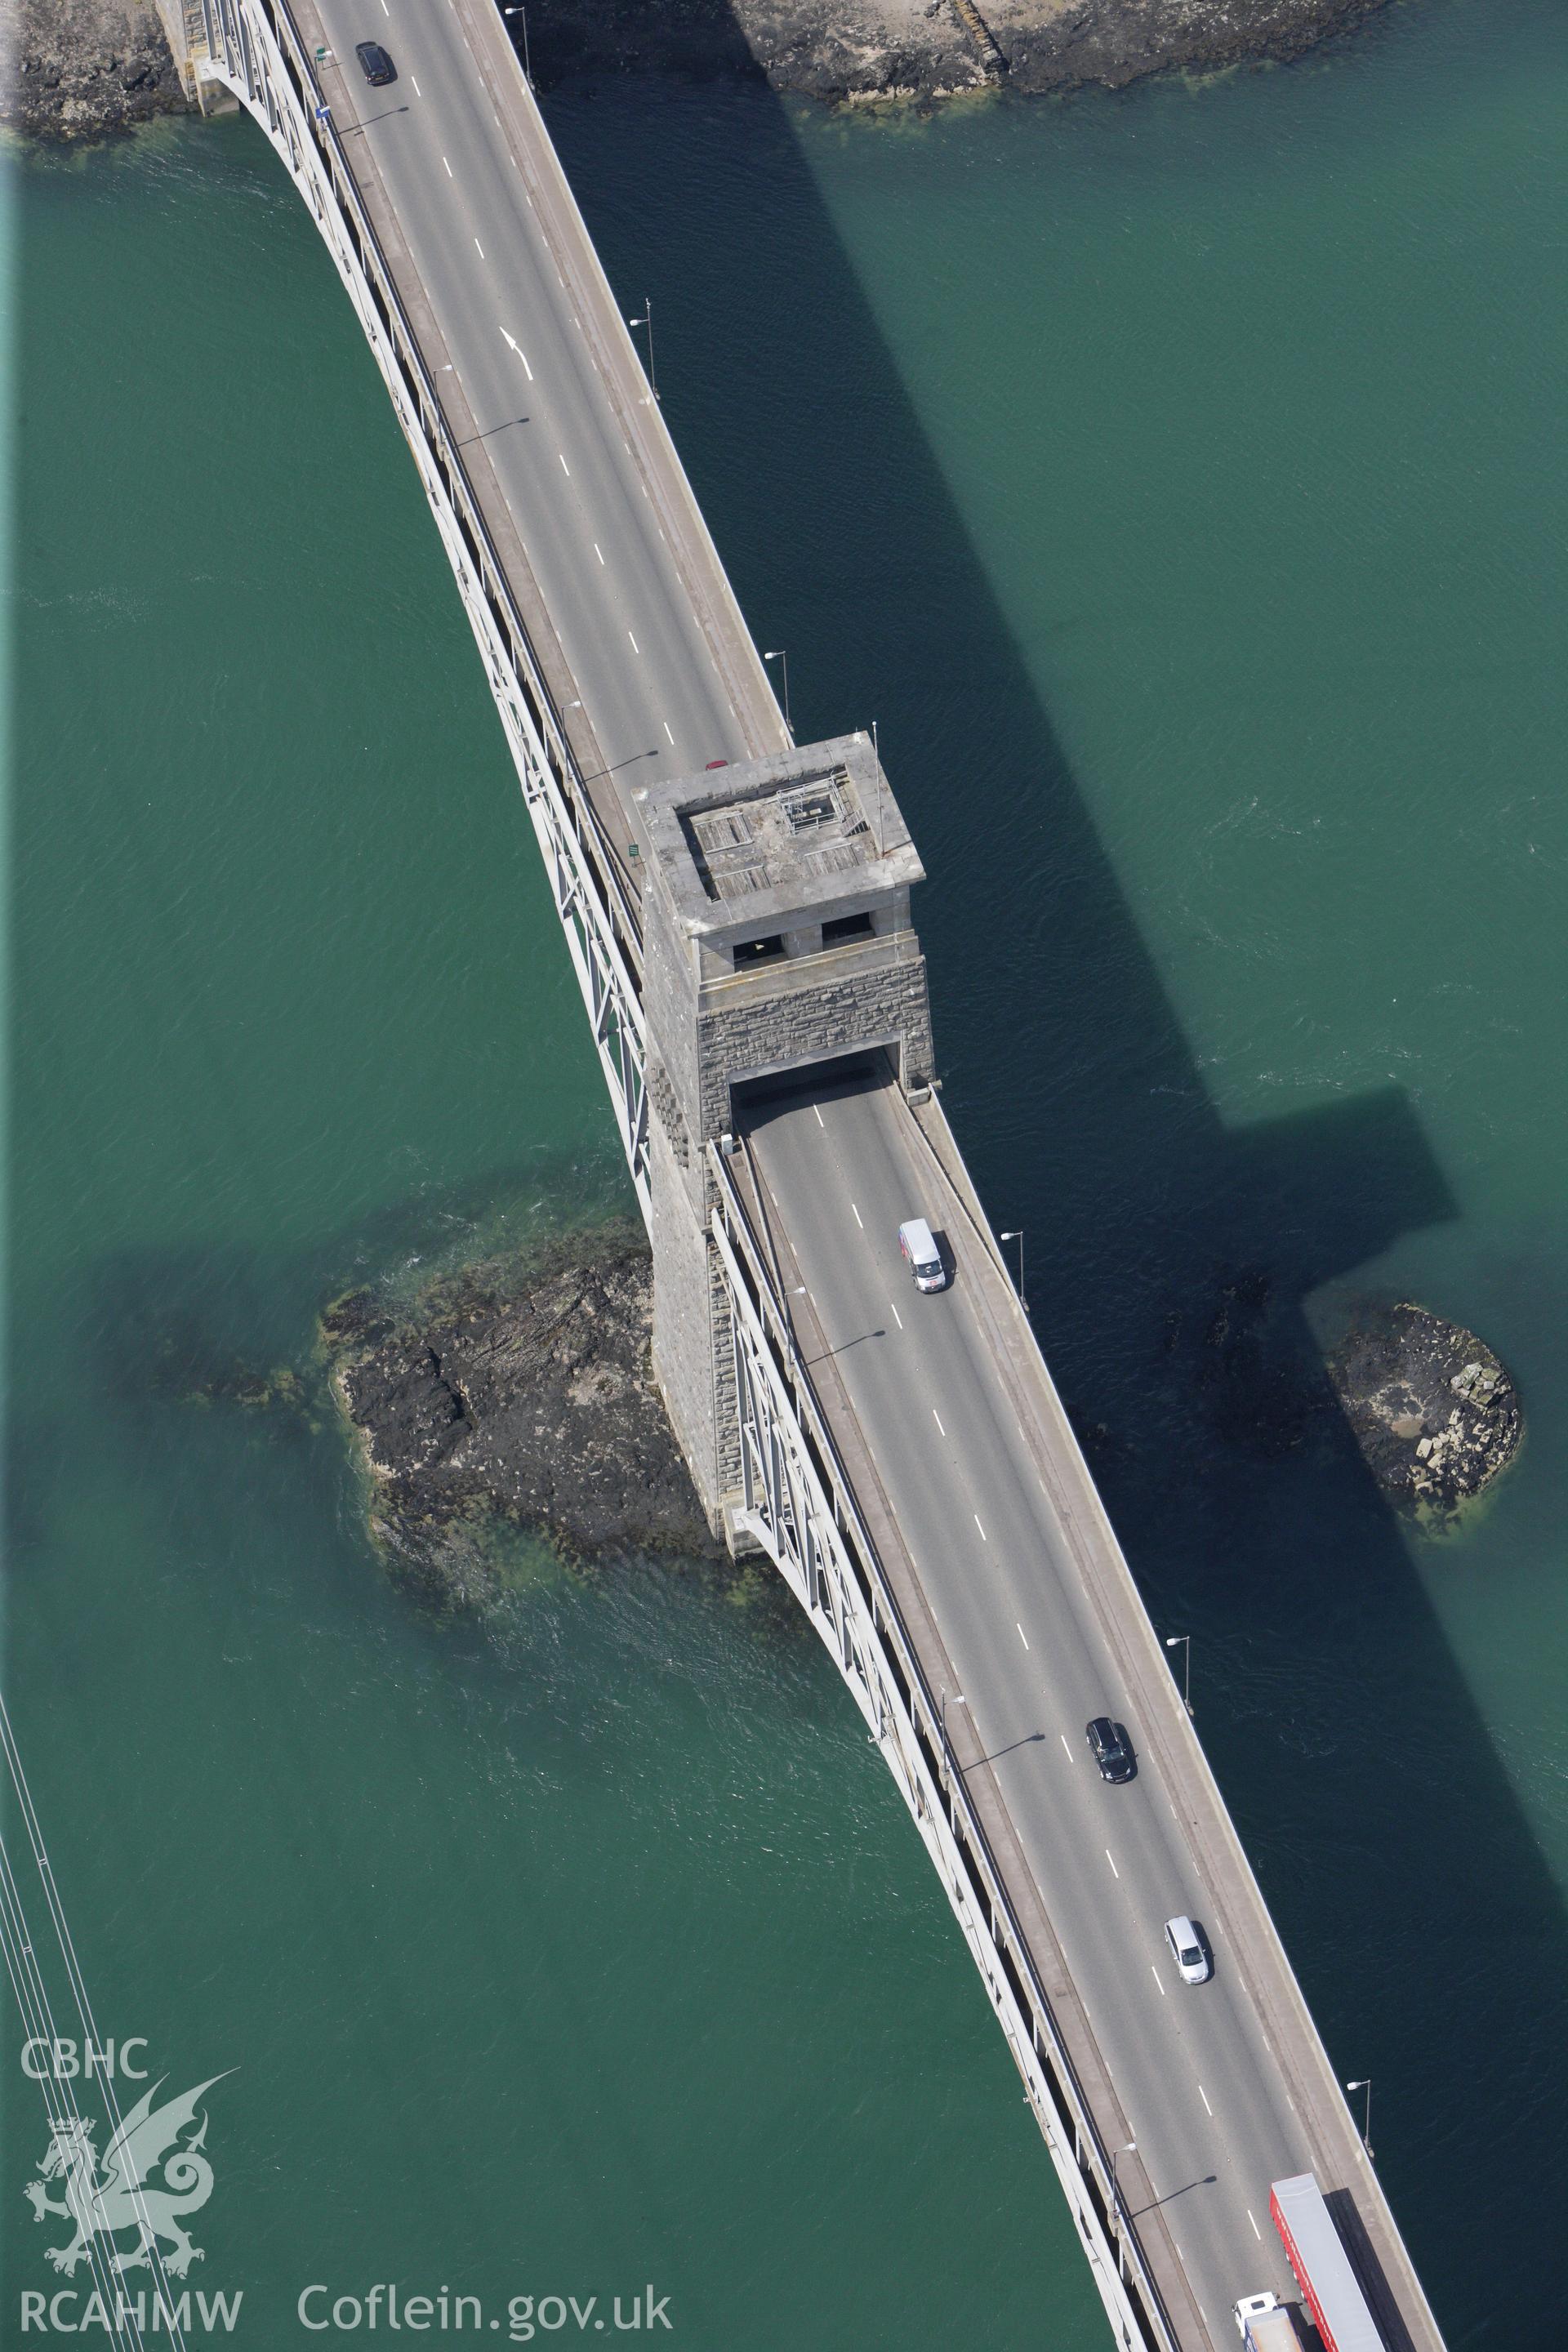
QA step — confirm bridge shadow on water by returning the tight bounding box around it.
[532,33,1565,2346]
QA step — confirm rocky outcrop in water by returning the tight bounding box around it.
[7,0,1401,138]
[4,0,189,140]
[548,0,1401,104]
[323,1227,724,1607]
[1327,1302,1521,1517]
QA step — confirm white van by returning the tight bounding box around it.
[898,1218,947,1293]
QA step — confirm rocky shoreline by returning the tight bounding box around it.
[322,1227,727,1610]
[5,0,189,141]
[7,0,1400,140]
[1326,1301,1522,1520]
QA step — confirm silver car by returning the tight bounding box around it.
[1164,1914,1212,1985]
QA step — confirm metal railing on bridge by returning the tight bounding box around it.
[709,1136,1185,2352]
[194,0,653,1209]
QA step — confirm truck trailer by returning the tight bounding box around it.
[1269,2173,1386,2352]
[1232,2293,1306,2352]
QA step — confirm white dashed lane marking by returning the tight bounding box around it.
[1247,2211,1262,2242]
[850,1203,863,1229]
[973,1514,987,1542]
[594,542,604,564]
[1152,1966,1167,1996]
[663,723,675,746]
[888,1300,902,1329]
[559,454,571,475]
[932,1410,946,1437]
[1106,1849,1120,1880]
[1060,1734,1073,1760]
[813,1105,825,1127]
[1017,1624,1029,1650]
[411,74,421,94]
[628,630,639,653]
[442,154,452,176]
[474,237,486,259]
[1199,2085,1214,2117]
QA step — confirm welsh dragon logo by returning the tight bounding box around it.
[25,2074,230,2279]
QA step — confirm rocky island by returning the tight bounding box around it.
[323,1227,725,1608]
[1326,1301,1522,1520]
[7,0,1401,138]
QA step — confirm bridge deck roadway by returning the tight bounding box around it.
[740,1072,1444,2352]
[298,0,784,901]
[259,8,1447,2346]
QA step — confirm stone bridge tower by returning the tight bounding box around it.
[635,733,934,1541]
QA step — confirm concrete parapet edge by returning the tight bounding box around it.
[899,1091,1447,2352]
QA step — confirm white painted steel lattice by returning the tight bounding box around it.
[194,0,652,1215]
[709,1142,1178,2352]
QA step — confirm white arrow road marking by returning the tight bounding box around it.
[501,328,534,381]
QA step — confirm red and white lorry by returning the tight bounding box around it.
[1267,2172,1386,2352]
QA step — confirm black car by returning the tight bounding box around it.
[355,40,397,86]
[1085,1717,1136,1784]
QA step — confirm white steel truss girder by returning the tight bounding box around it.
[196,0,651,1218]
[708,1143,1181,2352]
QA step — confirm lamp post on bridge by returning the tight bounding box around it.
[940,1688,965,1745]
[627,301,658,401]
[1111,2140,1137,2278]
[763,650,791,739]
[999,1229,1028,1313]
[502,5,532,88]
[1165,1633,1192,1716]
[1346,2078,1373,2160]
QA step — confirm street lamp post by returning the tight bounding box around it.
[626,301,657,401]
[1165,1633,1192,1715]
[939,1688,966,1744]
[1111,2141,1137,2278]
[502,5,532,86]
[501,5,532,86]
[1346,2078,1373,2159]
[998,1229,1027,1312]
[763,649,791,737]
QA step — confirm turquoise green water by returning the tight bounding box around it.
[7,0,1567,2341]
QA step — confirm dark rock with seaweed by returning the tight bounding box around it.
[322,1224,725,1606]
[1326,1301,1521,1520]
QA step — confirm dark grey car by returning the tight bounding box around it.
[355,40,396,85]
[1085,1717,1136,1784]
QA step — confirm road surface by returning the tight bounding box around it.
[747,1070,1309,2336]
[311,0,780,790]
